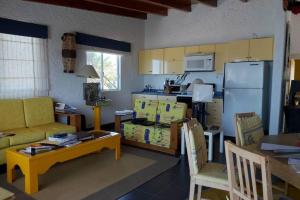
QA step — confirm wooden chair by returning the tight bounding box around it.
[225,140,273,200]
[183,118,229,200]
[234,112,288,194]
[234,112,261,147]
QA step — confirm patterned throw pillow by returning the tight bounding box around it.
[156,101,187,124]
[134,99,158,122]
[236,115,264,146]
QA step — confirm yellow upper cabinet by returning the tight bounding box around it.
[215,43,228,73]
[198,44,215,54]
[184,44,215,55]
[184,46,199,55]
[249,38,274,61]
[164,47,185,74]
[139,49,164,74]
[227,39,250,62]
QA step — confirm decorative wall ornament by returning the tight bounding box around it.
[62,33,76,73]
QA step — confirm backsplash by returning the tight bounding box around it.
[143,72,224,91]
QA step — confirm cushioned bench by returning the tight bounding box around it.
[0,97,76,164]
[115,99,186,155]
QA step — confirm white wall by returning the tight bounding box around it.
[290,14,300,56]
[0,0,145,127]
[144,0,286,134]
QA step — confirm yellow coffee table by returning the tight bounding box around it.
[6,131,121,194]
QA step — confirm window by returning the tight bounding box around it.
[0,33,49,98]
[86,51,121,91]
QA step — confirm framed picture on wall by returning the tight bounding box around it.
[83,83,99,106]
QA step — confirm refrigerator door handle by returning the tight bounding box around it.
[250,63,259,66]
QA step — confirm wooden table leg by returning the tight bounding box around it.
[115,139,121,160]
[6,160,15,183]
[69,115,81,131]
[24,169,38,194]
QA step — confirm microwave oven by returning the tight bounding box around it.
[184,54,215,72]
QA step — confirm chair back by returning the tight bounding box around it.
[183,118,207,176]
[225,141,273,200]
[234,112,264,147]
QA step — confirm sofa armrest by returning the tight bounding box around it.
[114,114,133,133]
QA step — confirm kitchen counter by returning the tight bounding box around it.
[132,90,223,99]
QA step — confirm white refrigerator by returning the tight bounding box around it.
[222,61,270,137]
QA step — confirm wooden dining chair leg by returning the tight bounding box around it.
[189,179,196,200]
[197,185,202,200]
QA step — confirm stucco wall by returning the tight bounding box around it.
[0,0,145,127]
[290,14,300,55]
[143,0,286,134]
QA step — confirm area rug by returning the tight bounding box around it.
[0,146,179,200]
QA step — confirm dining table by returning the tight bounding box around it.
[249,133,300,190]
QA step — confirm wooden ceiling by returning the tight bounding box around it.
[24,0,218,19]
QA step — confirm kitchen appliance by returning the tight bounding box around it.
[222,61,271,137]
[184,54,214,72]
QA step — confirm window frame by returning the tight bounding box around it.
[86,50,121,92]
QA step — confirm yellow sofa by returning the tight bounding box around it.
[0,97,76,165]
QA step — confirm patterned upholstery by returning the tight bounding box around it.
[236,115,264,146]
[156,101,187,124]
[134,99,158,122]
[151,128,171,148]
[122,122,155,144]
[121,99,187,149]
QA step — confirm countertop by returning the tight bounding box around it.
[132,89,223,99]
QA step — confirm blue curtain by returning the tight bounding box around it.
[0,17,48,38]
[76,32,131,52]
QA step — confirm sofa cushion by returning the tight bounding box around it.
[122,122,155,144]
[23,97,55,127]
[156,101,187,124]
[0,137,10,149]
[0,99,26,131]
[31,122,76,138]
[151,128,171,148]
[0,143,32,165]
[6,128,45,146]
[134,99,158,122]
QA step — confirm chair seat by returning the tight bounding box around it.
[196,162,228,186]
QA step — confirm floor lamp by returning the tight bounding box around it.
[192,84,214,130]
[77,65,104,132]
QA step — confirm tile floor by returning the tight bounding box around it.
[118,136,226,200]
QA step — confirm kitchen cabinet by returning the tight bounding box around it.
[198,44,215,54]
[164,47,185,74]
[206,99,223,126]
[184,44,215,55]
[139,49,164,74]
[214,43,228,73]
[157,95,177,102]
[249,38,273,61]
[185,46,199,55]
[227,39,250,62]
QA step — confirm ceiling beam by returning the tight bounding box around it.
[86,0,168,16]
[197,0,218,7]
[139,0,192,12]
[24,0,148,19]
